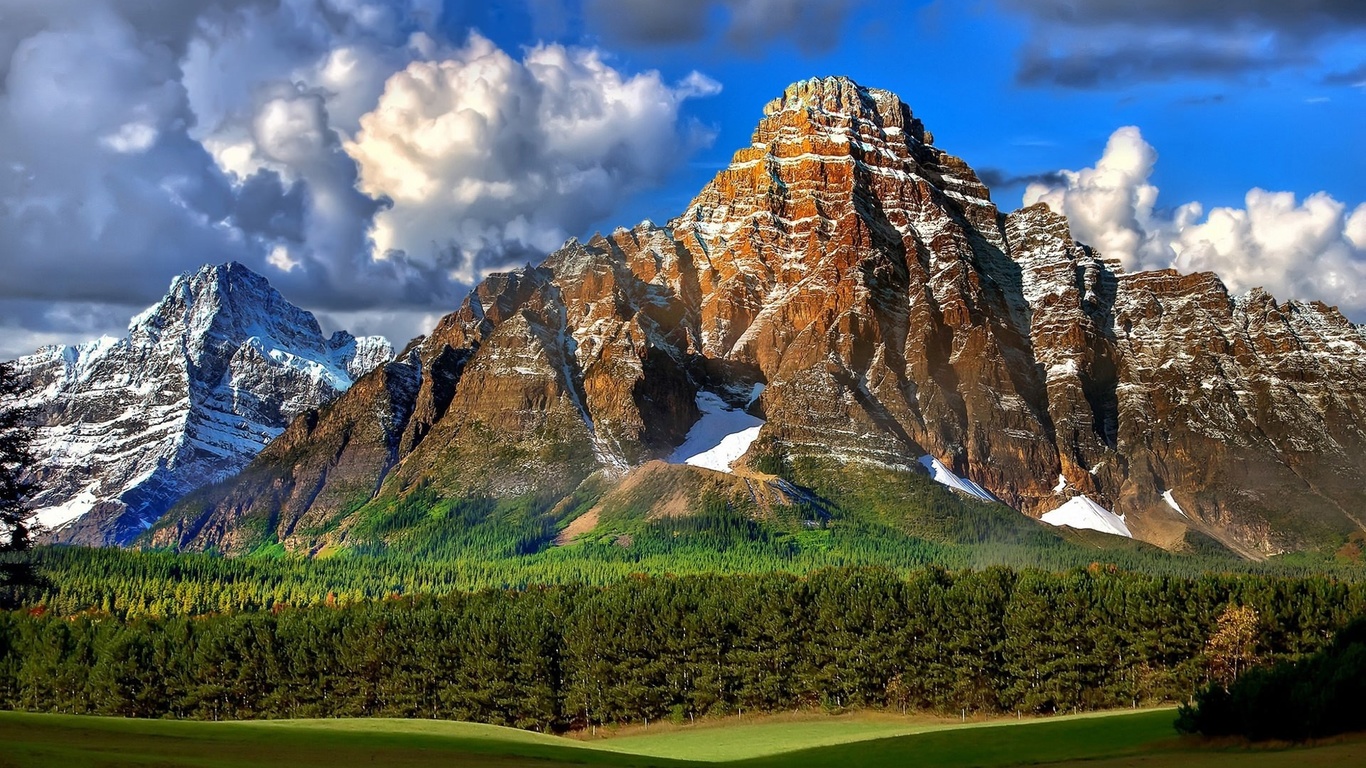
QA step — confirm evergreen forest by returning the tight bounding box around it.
[2,567,1363,731]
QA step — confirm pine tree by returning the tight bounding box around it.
[0,361,38,609]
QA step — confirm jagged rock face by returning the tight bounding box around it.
[155,350,420,555]
[672,77,1059,509]
[154,77,1366,557]
[11,263,392,546]
[1105,276,1366,553]
[153,232,706,552]
[1007,204,1366,553]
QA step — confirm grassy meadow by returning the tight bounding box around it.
[1,707,1362,768]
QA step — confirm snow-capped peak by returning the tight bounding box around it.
[13,262,393,545]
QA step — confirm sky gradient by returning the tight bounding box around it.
[1,0,1363,358]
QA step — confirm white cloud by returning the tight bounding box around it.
[100,121,160,154]
[1025,127,1366,318]
[345,33,718,281]
[1345,205,1366,250]
[0,1,245,307]
[267,244,301,273]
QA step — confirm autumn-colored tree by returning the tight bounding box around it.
[1206,604,1260,689]
[885,674,910,714]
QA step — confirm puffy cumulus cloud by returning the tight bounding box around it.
[1172,192,1366,315]
[1024,127,1366,319]
[1023,127,1186,269]
[1002,0,1366,87]
[583,0,861,55]
[0,0,719,358]
[346,33,720,281]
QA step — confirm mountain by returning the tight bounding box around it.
[149,77,1366,558]
[10,262,392,546]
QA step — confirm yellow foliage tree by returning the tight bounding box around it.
[1206,604,1261,689]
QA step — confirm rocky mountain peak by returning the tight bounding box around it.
[135,262,323,361]
[13,262,393,545]
[761,76,929,144]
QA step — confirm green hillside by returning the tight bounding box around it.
[121,461,1361,607]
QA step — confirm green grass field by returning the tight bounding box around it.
[1,708,1361,768]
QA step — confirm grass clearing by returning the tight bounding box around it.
[585,708,1166,762]
[1,707,1361,768]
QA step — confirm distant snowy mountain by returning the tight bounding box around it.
[9,262,391,545]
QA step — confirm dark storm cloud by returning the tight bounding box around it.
[1002,0,1366,88]
[1015,38,1305,88]
[976,168,1068,190]
[0,0,722,355]
[1005,0,1366,32]
[1322,63,1366,85]
[0,0,469,358]
[584,0,861,54]
[584,0,709,44]
[0,299,136,360]
[231,170,308,243]
[0,0,433,311]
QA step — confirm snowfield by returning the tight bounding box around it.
[667,391,764,474]
[1041,495,1133,538]
[918,455,997,502]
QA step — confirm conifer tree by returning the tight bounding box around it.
[0,361,37,608]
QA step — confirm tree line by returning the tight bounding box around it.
[1,567,1361,731]
[9,520,1361,622]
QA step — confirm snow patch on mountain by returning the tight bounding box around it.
[1162,490,1188,518]
[668,391,764,473]
[1042,495,1133,538]
[918,455,997,502]
[29,486,99,532]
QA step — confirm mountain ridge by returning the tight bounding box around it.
[145,76,1366,558]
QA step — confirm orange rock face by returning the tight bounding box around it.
[156,77,1366,556]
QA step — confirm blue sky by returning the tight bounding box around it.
[0,0,1363,357]
[452,1,1366,224]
